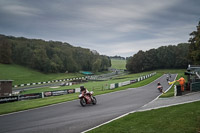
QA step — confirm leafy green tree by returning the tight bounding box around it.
[0,37,12,64]
[126,44,189,73]
[188,21,200,64]
[92,59,101,72]
[0,34,111,73]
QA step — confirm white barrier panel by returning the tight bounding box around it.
[174,85,177,96]
[110,83,115,89]
[118,82,123,87]
[75,88,80,93]
[122,81,130,86]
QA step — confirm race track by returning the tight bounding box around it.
[0,74,176,133]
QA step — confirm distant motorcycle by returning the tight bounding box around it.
[157,86,163,93]
[79,91,97,107]
[157,82,164,93]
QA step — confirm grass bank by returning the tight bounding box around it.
[0,63,84,85]
[88,101,200,133]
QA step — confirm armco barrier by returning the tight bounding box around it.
[109,72,156,90]
[13,76,86,88]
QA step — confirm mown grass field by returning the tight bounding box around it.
[0,63,84,85]
[111,59,126,70]
[88,101,200,133]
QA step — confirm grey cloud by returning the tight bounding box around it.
[0,0,199,57]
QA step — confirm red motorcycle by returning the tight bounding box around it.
[79,91,97,107]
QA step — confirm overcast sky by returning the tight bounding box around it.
[0,0,199,57]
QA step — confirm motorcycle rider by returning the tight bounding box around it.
[80,85,89,94]
[80,85,91,102]
[157,82,164,93]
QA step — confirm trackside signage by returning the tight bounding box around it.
[0,89,76,104]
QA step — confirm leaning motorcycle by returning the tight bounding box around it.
[79,91,97,107]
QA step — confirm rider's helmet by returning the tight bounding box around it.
[80,85,84,89]
[157,82,161,85]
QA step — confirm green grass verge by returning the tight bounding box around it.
[0,72,161,115]
[0,63,84,85]
[88,101,200,133]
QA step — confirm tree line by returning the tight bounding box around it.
[126,21,200,73]
[126,43,189,73]
[109,55,126,60]
[0,35,111,73]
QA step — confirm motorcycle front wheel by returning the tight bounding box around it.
[91,96,97,105]
[80,98,86,107]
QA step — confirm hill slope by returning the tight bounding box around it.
[0,63,83,85]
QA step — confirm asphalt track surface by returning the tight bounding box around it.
[0,74,176,133]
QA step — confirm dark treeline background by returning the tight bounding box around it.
[0,34,111,73]
[109,55,126,60]
[126,43,189,73]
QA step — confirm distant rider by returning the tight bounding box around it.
[166,75,170,83]
[157,82,164,93]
